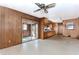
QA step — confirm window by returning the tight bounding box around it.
[66,22,75,30]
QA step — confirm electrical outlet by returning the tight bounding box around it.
[8,40,11,43]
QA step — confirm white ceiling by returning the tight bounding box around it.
[0,0,79,23]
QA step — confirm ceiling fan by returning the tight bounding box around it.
[34,3,56,13]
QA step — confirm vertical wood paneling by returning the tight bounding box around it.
[39,17,56,39]
[0,7,22,48]
[4,8,22,47]
[63,19,79,38]
[0,6,39,49]
[0,7,2,48]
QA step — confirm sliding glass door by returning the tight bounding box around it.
[22,21,38,43]
[31,24,38,40]
[22,23,32,42]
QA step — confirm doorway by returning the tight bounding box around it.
[22,18,38,43]
[31,24,38,40]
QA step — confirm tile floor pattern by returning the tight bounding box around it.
[0,35,79,55]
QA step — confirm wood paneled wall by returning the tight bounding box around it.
[0,7,2,48]
[0,6,39,49]
[63,18,79,38]
[39,17,56,39]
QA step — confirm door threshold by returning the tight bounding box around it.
[22,39,38,43]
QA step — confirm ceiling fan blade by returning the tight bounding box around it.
[35,3,42,8]
[44,9,48,13]
[46,3,56,9]
[34,9,41,12]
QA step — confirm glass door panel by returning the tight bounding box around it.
[31,24,38,40]
[22,23,32,42]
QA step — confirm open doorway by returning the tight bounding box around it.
[22,18,38,43]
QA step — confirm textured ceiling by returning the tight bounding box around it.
[0,0,79,23]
